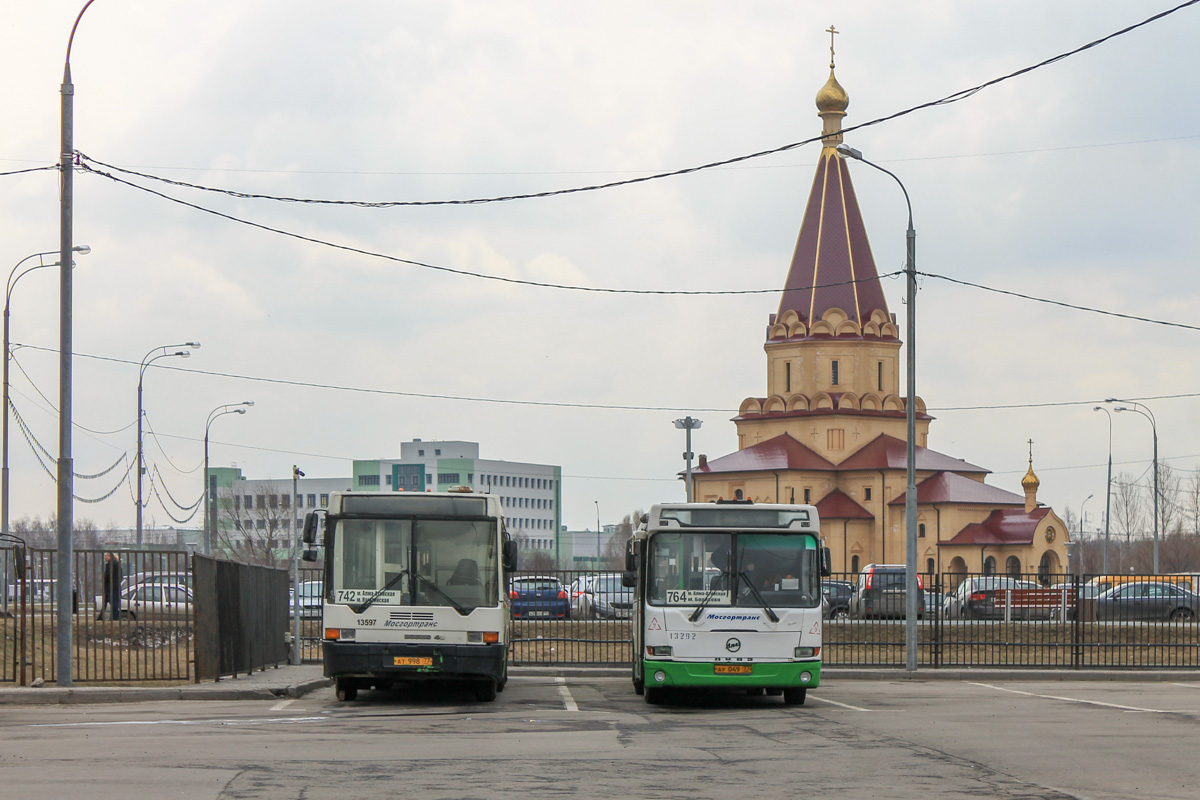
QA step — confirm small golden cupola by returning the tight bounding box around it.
[816,25,849,146]
[1021,455,1041,513]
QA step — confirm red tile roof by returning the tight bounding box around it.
[941,507,1051,546]
[837,434,989,474]
[777,150,893,331]
[888,471,1024,506]
[695,433,837,473]
[815,488,874,520]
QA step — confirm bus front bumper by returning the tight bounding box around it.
[643,659,821,689]
[323,641,506,683]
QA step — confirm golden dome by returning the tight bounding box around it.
[1021,459,1040,490]
[815,69,849,114]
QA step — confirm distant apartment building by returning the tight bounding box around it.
[352,439,563,559]
[209,440,563,561]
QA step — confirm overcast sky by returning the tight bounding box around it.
[2,1,1199,536]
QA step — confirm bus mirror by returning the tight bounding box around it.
[503,540,519,571]
[301,548,319,563]
[301,512,320,545]
[621,571,635,588]
[821,547,832,577]
[625,549,636,574]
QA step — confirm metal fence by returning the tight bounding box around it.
[824,571,1200,669]
[194,556,289,680]
[2,547,194,684]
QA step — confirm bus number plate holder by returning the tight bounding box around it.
[714,664,752,675]
[394,657,433,667]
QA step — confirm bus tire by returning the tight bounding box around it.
[783,687,806,706]
[633,678,644,696]
[644,685,665,705]
[336,680,358,702]
[475,679,498,702]
[497,663,509,693]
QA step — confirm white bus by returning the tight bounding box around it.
[625,500,829,705]
[301,488,517,702]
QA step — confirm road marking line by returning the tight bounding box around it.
[808,695,872,712]
[554,677,579,711]
[270,698,296,712]
[969,682,1180,713]
[31,716,326,729]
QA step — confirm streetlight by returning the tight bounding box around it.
[1092,406,1114,573]
[3,246,90,539]
[203,402,253,555]
[836,142,919,672]
[1109,399,1159,574]
[1079,494,1093,578]
[57,0,99,689]
[673,416,702,502]
[595,500,601,567]
[137,342,200,547]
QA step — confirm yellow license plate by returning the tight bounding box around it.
[394,657,433,667]
[714,664,752,675]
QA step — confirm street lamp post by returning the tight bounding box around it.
[4,246,90,539]
[1092,406,1114,573]
[137,342,200,547]
[203,402,253,555]
[57,0,99,689]
[595,500,601,567]
[836,143,919,672]
[1110,400,1159,574]
[1079,494,1093,578]
[673,417,702,503]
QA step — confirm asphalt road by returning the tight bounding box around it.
[3,676,1198,799]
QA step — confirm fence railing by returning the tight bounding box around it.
[6,560,1199,682]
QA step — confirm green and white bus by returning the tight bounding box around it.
[624,500,829,705]
[301,488,517,702]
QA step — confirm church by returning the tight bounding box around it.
[691,49,1069,584]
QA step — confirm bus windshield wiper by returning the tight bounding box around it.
[413,572,467,615]
[688,571,731,623]
[738,572,780,623]
[349,569,409,614]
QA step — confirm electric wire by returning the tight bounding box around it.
[149,464,203,512]
[68,1,1200,208]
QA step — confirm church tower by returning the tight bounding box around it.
[735,40,928,462]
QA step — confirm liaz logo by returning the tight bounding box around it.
[725,638,742,653]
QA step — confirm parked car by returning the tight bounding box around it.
[850,564,925,619]
[290,580,324,619]
[944,576,1047,620]
[821,580,854,620]
[1094,581,1200,622]
[509,576,571,619]
[567,576,592,617]
[577,573,633,619]
[123,583,193,621]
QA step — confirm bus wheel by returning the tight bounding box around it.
[335,680,358,702]
[497,663,509,693]
[644,686,665,705]
[633,678,644,696]
[475,679,498,702]
[783,687,806,706]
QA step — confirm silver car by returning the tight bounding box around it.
[577,573,633,619]
[124,583,192,621]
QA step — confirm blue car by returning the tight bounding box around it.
[509,576,571,619]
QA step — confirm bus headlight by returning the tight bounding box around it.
[647,645,673,657]
[654,670,667,683]
[794,646,819,658]
[325,628,355,641]
[800,671,813,684]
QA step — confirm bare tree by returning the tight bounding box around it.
[1186,467,1200,536]
[1156,461,1184,537]
[217,485,294,568]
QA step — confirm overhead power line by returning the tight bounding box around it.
[70,1,1200,207]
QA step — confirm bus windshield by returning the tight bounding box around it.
[333,517,498,611]
[647,531,820,608]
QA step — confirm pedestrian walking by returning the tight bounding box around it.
[100,552,122,621]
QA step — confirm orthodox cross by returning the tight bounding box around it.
[826,25,839,68]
